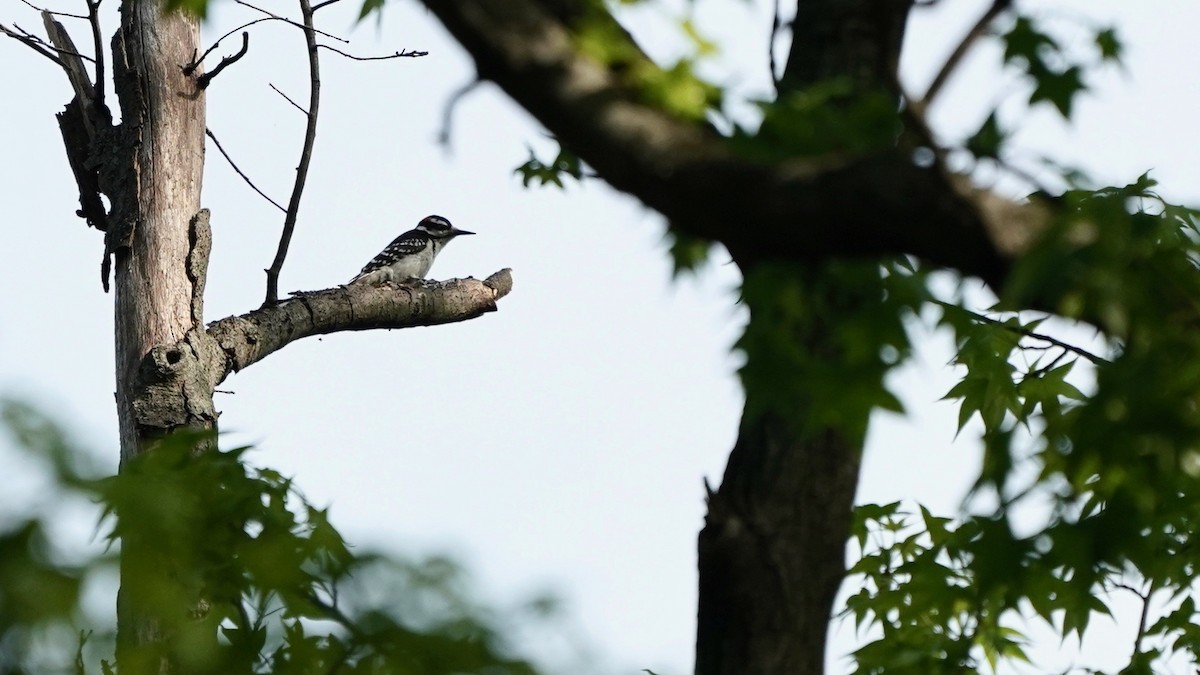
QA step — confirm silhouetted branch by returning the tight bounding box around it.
[269,82,308,115]
[438,78,480,148]
[189,17,273,71]
[206,128,287,213]
[234,0,348,43]
[311,0,345,11]
[265,0,321,305]
[316,44,428,60]
[85,0,104,111]
[17,0,87,19]
[923,0,1011,106]
[0,20,62,64]
[196,31,250,88]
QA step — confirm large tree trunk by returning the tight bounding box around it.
[695,3,912,674]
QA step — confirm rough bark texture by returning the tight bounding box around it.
[208,270,514,383]
[698,422,861,675]
[109,0,208,460]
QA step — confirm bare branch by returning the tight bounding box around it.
[17,0,88,19]
[195,31,250,89]
[233,0,348,43]
[206,128,287,213]
[0,21,62,65]
[311,0,346,11]
[265,0,321,305]
[923,0,1012,106]
[188,17,274,72]
[438,78,480,148]
[16,20,94,61]
[209,270,514,383]
[269,82,308,115]
[87,0,104,112]
[316,44,428,60]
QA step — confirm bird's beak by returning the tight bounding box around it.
[452,228,475,237]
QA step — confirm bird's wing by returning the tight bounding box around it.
[358,231,429,275]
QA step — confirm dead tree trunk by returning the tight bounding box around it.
[103,2,210,669]
[110,1,208,460]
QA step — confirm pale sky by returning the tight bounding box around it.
[2,1,1198,673]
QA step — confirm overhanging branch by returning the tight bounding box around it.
[419,0,1044,290]
[206,270,514,385]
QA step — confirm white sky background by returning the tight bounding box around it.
[1,0,1199,673]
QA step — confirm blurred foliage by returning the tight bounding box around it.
[0,400,549,674]
[737,258,930,445]
[514,144,584,190]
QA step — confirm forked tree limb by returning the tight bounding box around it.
[264,0,321,305]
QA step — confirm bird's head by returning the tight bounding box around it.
[417,215,474,239]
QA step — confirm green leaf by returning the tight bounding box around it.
[665,229,712,278]
[513,144,584,189]
[966,112,1006,159]
[1095,27,1122,62]
[1001,17,1057,67]
[358,0,386,20]
[163,0,208,17]
[1029,65,1085,118]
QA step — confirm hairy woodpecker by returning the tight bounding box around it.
[350,215,474,284]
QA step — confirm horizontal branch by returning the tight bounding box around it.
[206,269,514,384]
[419,0,1045,290]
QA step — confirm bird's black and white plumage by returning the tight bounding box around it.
[350,215,474,284]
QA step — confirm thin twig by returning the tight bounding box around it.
[311,0,345,11]
[923,0,1012,106]
[18,0,88,19]
[4,22,95,63]
[0,21,62,64]
[937,301,1108,364]
[438,78,479,148]
[206,128,287,213]
[269,83,308,115]
[316,44,427,60]
[234,0,348,43]
[87,0,104,112]
[265,0,321,305]
[196,32,250,88]
[768,0,782,91]
[189,17,274,71]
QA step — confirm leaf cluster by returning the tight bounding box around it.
[0,400,548,674]
[736,258,931,444]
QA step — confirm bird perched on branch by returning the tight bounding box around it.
[350,215,475,284]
